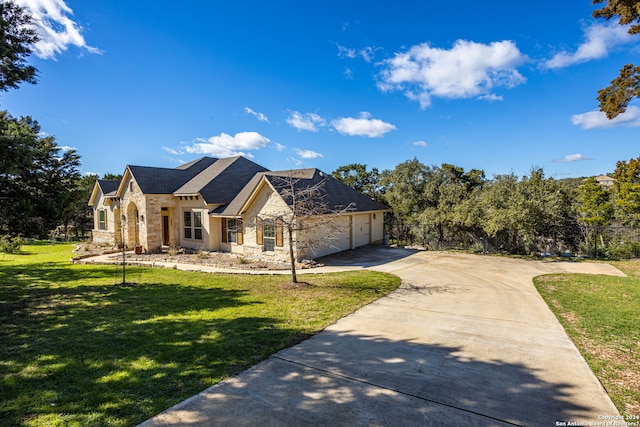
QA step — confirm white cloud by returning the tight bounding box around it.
[571,106,640,129]
[273,142,286,151]
[162,146,184,155]
[412,140,427,147]
[183,131,271,158]
[554,153,589,163]
[58,145,75,152]
[331,112,396,138]
[293,148,324,159]
[336,43,357,59]
[336,43,380,63]
[16,0,102,59]
[286,111,326,132]
[343,67,354,80]
[378,40,527,108]
[545,22,634,69]
[244,107,270,123]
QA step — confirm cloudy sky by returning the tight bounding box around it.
[3,0,639,178]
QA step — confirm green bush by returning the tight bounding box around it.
[0,235,24,254]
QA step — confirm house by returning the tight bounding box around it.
[88,156,388,261]
[594,175,615,189]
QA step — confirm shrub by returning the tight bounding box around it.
[0,235,24,254]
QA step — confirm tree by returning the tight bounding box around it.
[420,163,486,249]
[0,0,38,92]
[612,156,640,221]
[578,177,614,225]
[251,173,354,283]
[0,111,80,237]
[331,163,382,201]
[592,0,640,118]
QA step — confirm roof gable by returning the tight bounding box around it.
[122,157,218,195]
[175,156,269,204]
[265,169,387,213]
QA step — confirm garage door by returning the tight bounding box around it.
[354,214,370,248]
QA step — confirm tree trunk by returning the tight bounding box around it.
[287,226,297,283]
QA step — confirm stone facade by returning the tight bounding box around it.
[89,157,388,259]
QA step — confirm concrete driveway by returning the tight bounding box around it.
[138,249,624,427]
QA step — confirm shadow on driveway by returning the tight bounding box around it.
[316,245,419,268]
[140,330,591,426]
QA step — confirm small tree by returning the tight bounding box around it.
[256,173,354,283]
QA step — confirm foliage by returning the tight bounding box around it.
[592,0,640,118]
[578,177,613,225]
[0,233,22,253]
[0,243,401,426]
[534,266,640,415]
[613,156,640,221]
[0,0,38,92]
[331,163,382,202]
[0,111,81,237]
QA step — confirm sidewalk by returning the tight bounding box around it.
[74,251,364,275]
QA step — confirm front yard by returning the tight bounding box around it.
[534,261,640,416]
[0,243,400,427]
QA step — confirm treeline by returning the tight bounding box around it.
[332,158,640,257]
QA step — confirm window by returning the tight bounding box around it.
[222,218,243,244]
[183,210,203,240]
[262,219,275,252]
[227,218,238,243]
[194,211,202,240]
[183,211,192,239]
[99,210,107,230]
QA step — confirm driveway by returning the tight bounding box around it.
[138,249,623,427]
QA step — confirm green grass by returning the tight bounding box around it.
[533,262,640,416]
[0,243,401,426]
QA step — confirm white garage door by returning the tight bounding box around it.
[354,214,370,248]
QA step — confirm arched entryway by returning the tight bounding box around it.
[126,201,139,249]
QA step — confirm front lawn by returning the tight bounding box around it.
[0,243,400,426]
[533,261,640,416]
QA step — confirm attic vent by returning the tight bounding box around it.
[319,171,324,177]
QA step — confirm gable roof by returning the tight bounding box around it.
[215,168,388,216]
[98,179,119,196]
[88,179,120,206]
[123,157,217,195]
[266,169,388,213]
[175,156,269,204]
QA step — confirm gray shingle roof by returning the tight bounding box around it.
[175,156,268,204]
[265,169,388,213]
[127,157,217,194]
[98,179,120,196]
[214,168,387,216]
[113,156,386,216]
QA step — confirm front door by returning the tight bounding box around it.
[162,216,169,245]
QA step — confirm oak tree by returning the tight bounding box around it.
[592,0,640,118]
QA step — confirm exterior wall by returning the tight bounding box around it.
[240,183,293,262]
[90,188,120,246]
[371,211,384,243]
[120,175,148,251]
[177,198,210,251]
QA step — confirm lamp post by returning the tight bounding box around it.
[121,214,126,284]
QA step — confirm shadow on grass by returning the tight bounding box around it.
[144,331,595,427]
[0,262,309,426]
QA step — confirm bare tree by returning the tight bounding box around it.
[251,172,355,283]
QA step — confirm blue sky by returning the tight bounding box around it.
[3,1,640,179]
